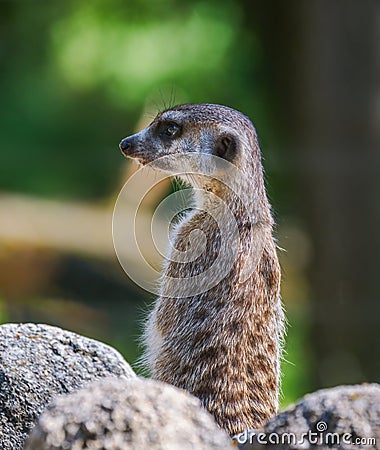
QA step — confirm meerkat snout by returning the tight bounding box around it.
[119,136,135,157]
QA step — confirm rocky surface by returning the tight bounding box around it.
[2,323,378,450]
[236,383,380,449]
[0,323,135,450]
[24,376,234,450]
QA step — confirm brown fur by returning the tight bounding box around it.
[119,104,285,435]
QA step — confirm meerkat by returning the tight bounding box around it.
[119,103,285,436]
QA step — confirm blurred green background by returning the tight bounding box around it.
[0,0,379,407]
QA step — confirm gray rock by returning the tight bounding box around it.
[0,322,135,450]
[24,377,234,450]
[237,383,380,450]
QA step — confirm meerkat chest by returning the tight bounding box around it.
[164,212,251,279]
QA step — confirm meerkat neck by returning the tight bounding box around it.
[192,178,273,228]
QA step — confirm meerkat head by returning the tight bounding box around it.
[121,103,260,162]
[120,103,271,222]
[119,103,265,201]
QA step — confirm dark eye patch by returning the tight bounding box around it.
[156,121,182,139]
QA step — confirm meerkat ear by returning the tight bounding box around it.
[213,133,238,162]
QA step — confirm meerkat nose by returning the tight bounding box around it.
[119,137,134,156]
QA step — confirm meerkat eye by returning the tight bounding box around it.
[158,122,181,139]
[166,124,178,136]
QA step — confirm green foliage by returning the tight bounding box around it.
[51,2,236,105]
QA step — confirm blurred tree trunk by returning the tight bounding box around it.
[246,0,380,387]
